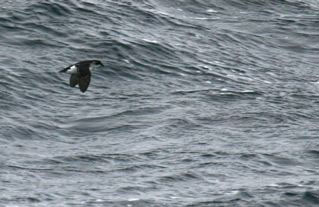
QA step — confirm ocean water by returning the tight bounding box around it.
[1,0,319,206]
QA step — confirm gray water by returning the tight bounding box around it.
[1,0,319,206]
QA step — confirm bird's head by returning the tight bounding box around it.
[92,60,104,67]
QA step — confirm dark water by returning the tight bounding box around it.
[1,0,319,206]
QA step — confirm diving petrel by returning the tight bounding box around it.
[59,60,104,93]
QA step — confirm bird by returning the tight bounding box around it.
[59,60,104,93]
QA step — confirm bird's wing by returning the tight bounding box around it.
[69,74,79,87]
[78,72,91,93]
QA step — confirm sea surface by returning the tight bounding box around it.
[1,0,319,206]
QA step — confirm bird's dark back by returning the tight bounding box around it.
[76,61,92,76]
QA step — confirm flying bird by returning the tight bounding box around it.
[59,60,104,93]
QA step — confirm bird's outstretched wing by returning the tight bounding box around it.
[69,74,78,87]
[78,72,91,93]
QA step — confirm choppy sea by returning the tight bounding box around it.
[1,0,319,206]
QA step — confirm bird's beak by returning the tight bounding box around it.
[100,63,104,66]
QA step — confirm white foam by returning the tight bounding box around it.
[143,38,158,44]
[128,198,140,201]
[207,9,217,13]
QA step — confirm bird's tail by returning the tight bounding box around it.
[59,67,69,73]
